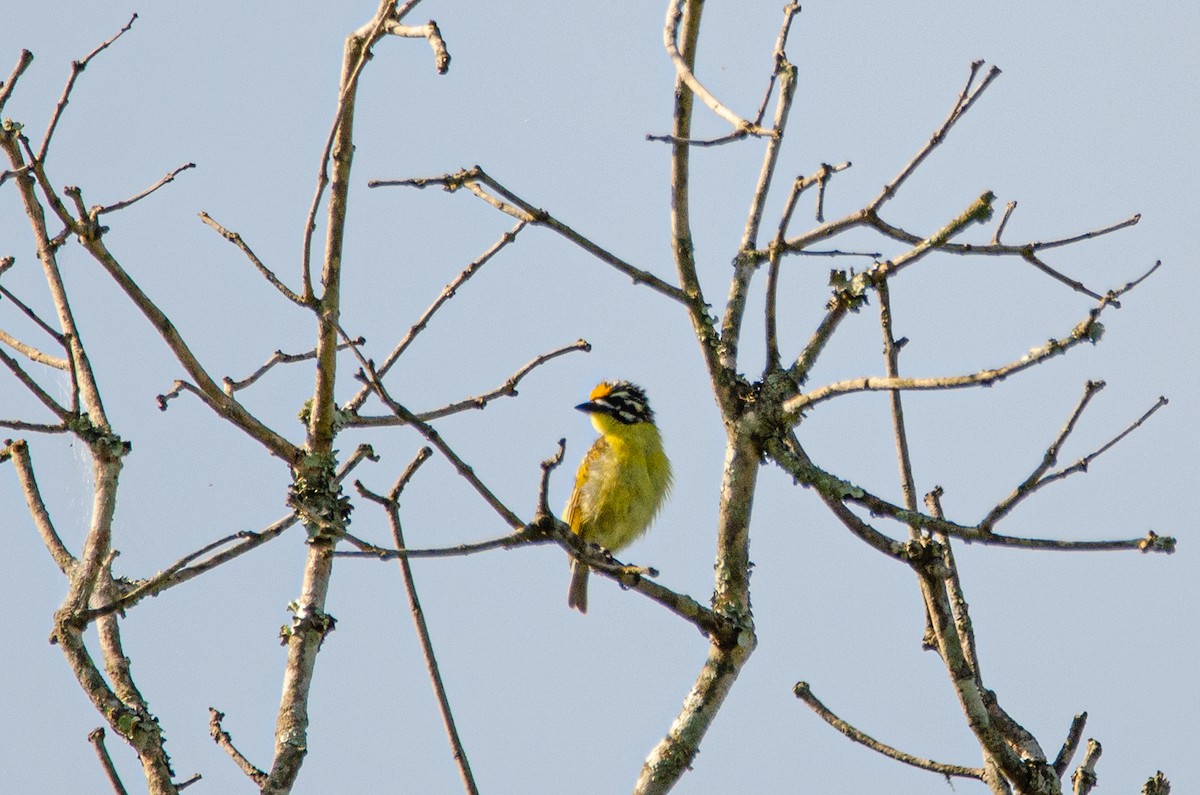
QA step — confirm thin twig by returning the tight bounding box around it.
[298,4,401,304]
[93,163,195,216]
[1053,712,1088,777]
[87,728,129,795]
[347,340,591,426]
[775,445,1174,553]
[81,518,299,623]
[222,338,365,396]
[200,212,308,307]
[359,449,479,795]
[785,303,1106,415]
[346,339,524,529]
[343,221,526,412]
[0,49,35,113]
[536,438,567,518]
[7,439,76,573]
[869,59,1001,211]
[662,0,774,138]
[0,328,68,368]
[787,192,996,386]
[992,200,1017,244]
[0,345,70,421]
[793,682,984,779]
[175,774,203,791]
[982,390,1168,529]
[37,14,137,162]
[209,708,267,786]
[369,168,688,303]
[0,280,68,344]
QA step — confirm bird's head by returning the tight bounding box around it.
[576,380,655,434]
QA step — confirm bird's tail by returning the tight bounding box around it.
[567,559,589,614]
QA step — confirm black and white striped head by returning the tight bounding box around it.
[576,380,655,425]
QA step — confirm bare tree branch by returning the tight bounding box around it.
[343,220,527,413]
[662,0,775,138]
[209,708,267,786]
[370,167,689,304]
[358,448,479,795]
[93,162,195,216]
[36,14,138,162]
[785,303,1107,415]
[793,682,985,779]
[982,384,1167,529]
[870,59,1001,211]
[1072,740,1102,795]
[347,339,591,426]
[200,211,309,307]
[1053,712,1088,777]
[87,728,130,795]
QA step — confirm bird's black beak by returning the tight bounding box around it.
[575,401,597,414]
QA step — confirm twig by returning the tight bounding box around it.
[1036,213,1141,251]
[347,339,591,425]
[67,232,298,462]
[1019,250,1104,301]
[7,439,76,573]
[0,280,68,345]
[369,168,688,303]
[794,247,879,258]
[925,487,980,668]
[175,774,203,791]
[209,708,267,786]
[0,328,67,369]
[337,529,533,560]
[93,163,195,216]
[298,4,404,304]
[37,14,137,162]
[992,200,1017,244]
[200,212,308,307]
[348,344,524,530]
[1071,739,1102,795]
[81,518,299,623]
[222,338,365,396]
[537,439,567,518]
[0,345,70,421]
[869,59,1001,211]
[1053,712,1088,777]
[793,682,984,779]
[662,0,774,138]
[775,444,1174,553]
[785,303,1107,415]
[1110,259,1162,301]
[876,281,919,528]
[381,19,451,73]
[87,728,129,795]
[359,449,479,795]
[787,192,995,386]
[728,52,804,370]
[739,7,802,252]
[0,49,35,113]
[343,221,526,412]
[861,212,1143,300]
[981,390,1168,529]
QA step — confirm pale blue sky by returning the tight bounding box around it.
[2,3,1195,793]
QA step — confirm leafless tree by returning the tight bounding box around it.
[1,3,1174,794]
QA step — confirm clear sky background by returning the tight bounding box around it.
[2,3,1195,793]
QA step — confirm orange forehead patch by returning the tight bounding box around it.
[589,381,616,400]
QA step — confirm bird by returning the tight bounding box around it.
[564,380,672,613]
